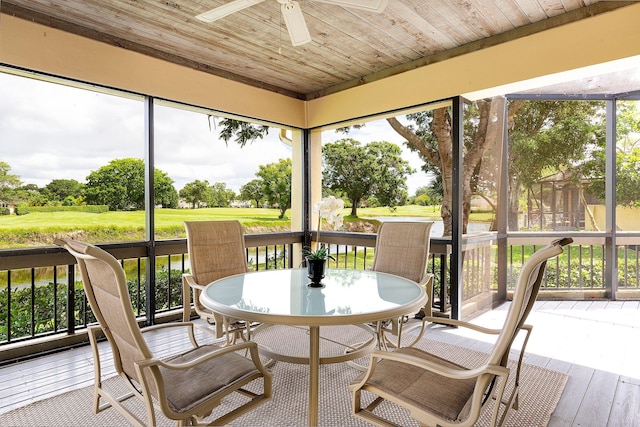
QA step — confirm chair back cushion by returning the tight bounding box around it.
[184,220,249,286]
[372,221,433,283]
[56,239,151,382]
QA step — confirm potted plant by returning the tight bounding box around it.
[303,196,344,287]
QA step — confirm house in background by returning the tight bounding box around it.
[526,170,598,231]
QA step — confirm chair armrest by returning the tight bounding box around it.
[182,273,205,291]
[422,316,502,335]
[418,273,434,288]
[141,321,205,348]
[404,315,501,348]
[141,321,195,333]
[182,274,207,322]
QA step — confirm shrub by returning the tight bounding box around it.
[0,267,184,343]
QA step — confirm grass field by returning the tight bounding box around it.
[0,205,493,247]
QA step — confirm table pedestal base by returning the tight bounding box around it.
[249,323,377,427]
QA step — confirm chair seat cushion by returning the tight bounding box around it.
[354,347,477,422]
[160,344,260,414]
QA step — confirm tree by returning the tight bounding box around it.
[508,100,604,229]
[0,161,22,204]
[412,186,433,206]
[584,101,640,206]
[179,179,211,208]
[46,179,83,202]
[15,184,48,206]
[385,98,606,234]
[322,139,413,217]
[209,182,235,207]
[84,158,178,210]
[411,176,445,212]
[239,179,265,207]
[215,118,269,147]
[256,158,291,219]
[426,175,444,209]
[155,173,179,208]
[605,148,640,206]
[387,99,505,235]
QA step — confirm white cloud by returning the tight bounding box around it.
[1,72,430,194]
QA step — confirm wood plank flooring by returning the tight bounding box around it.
[432,300,640,426]
[1,300,639,425]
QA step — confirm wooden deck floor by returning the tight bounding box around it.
[1,300,639,425]
[434,300,640,426]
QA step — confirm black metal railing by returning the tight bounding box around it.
[0,231,448,358]
[0,234,302,360]
[3,231,640,363]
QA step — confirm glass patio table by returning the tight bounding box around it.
[200,268,427,427]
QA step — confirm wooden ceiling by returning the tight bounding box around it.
[0,0,633,100]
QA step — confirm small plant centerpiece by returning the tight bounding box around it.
[303,196,344,287]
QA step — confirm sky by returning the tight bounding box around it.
[0,71,431,194]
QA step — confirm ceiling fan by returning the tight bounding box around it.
[196,0,389,46]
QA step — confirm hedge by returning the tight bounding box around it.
[15,205,109,215]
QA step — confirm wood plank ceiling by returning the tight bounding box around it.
[0,0,632,100]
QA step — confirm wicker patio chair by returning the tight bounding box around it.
[350,237,573,427]
[183,220,252,345]
[55,238,272,427]
[371,221,434,349]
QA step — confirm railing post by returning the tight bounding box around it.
[67,264,75,334]
[439,254,447,313]
[6,271,12,342]
[30,268,35,337]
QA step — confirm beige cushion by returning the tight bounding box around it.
[160,345,260,413]
[372,222,433,284]
[355,347,476,422]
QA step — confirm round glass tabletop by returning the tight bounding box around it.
[200,268,426,326]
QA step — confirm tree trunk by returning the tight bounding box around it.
[387,98,515,237]
[350,199,358,217]
[431,108,455,236]
[434,101,493,236]
[507,176,520,230]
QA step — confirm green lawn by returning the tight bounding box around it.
[0,205,492,247]
[0,208,287,228]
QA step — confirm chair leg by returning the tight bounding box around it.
[492,375,515,427]
[177,416,195,426]
[352,388,362,414]
[87,326,104,414]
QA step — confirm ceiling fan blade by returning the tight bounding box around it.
[313,0,388,13]
[281,1,312,46]
[196,0,266,22]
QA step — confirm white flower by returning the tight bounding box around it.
[314,196,344,231]
[306,196,345,260]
